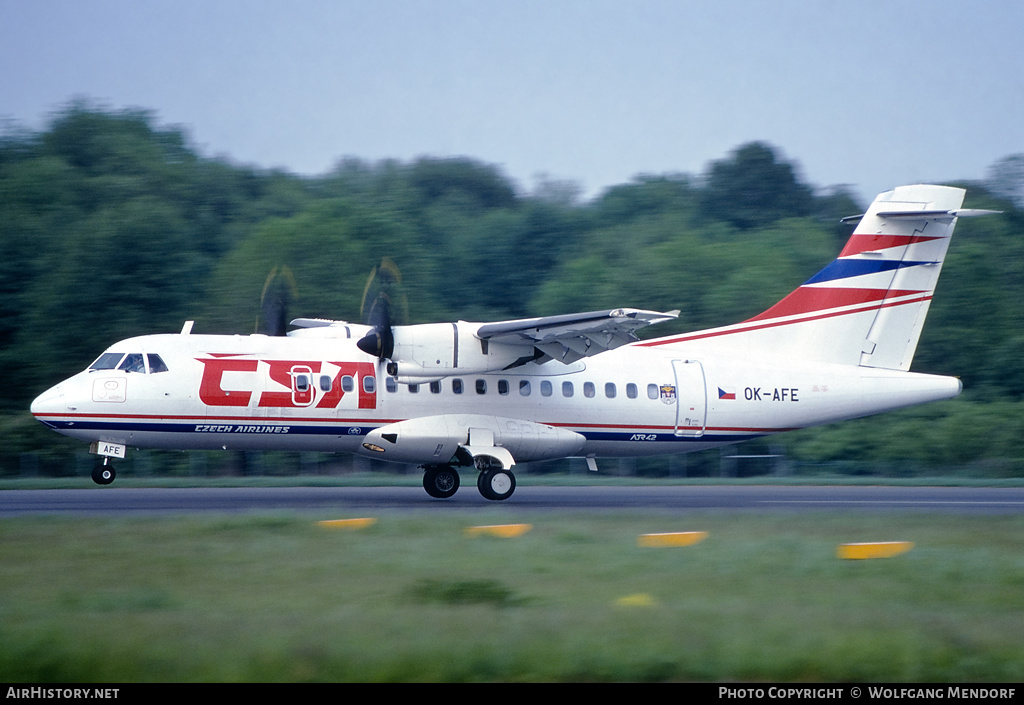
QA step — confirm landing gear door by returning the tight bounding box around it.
[672,359,707,437]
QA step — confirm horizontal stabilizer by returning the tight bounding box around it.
[842,207,1000,224]
[875,208,1001,219]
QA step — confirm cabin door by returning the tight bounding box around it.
[672,359,707,437]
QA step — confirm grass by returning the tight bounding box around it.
[1,509,1023,682]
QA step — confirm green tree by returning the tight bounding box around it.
[20,196,202,389]
[407,157,518,212]
[203,198,437,332]
[700,142,815,230]
[986,154,1024,209]
[0,104,316,406]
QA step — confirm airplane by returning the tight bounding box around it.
[30,184,998,500]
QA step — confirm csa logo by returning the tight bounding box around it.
[660,384,677,405]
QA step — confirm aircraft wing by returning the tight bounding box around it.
[477,308,679,364]
[288,307,679,375]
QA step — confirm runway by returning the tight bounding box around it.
[3,484,1024,517]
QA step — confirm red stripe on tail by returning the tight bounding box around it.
[746,287,925,323]
[838,234,942,257]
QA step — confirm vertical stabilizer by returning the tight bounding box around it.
[840,185,964,370]
[763,184,965,370]
[642,185,992,370]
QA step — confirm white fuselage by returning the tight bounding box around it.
[30,330,961,464]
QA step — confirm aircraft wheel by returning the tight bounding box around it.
[91,462,116,485]
[478,468,516,501]
[423,465,460,499]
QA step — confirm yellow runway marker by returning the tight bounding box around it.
[637,531,708,547]
[615,593,656,607]
[316,518,378,530]
[837,541,914,559]
[464,523,532,538]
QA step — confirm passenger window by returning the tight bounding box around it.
[386,377,398,393]
[429,381,441,394]
[498,380,509,395]
[295,374,311,392]
[584,382,595,398]
[541,380,553,397]
[476,379,487,394]
[363,376,376,394]
[342,375,354,392]
[562,381,574,397]
[605,382,616,398]
[319,375,332,392]
[627,383,638,399]
[147,354,169,373]
[648,384,659,400]
[519,380,531,396]
[408,384,419,394]
[118,353,145,373]
[452,379,464,394]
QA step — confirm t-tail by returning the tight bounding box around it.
[643,184,998,370]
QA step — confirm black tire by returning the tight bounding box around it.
[478,468,516,501]
[423,465,460,499]
[92,463,116,485]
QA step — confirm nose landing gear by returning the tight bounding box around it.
[87,441,125,485]
[91,457,116,485]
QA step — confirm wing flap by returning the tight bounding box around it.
[477,308,678,363]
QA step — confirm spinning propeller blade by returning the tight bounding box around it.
[258,266,296,336]
[356,258,405,360]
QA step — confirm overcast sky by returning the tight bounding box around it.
[3,0,1022,205]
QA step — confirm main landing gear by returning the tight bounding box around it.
[477,467,516,501]
[421,463,517,501]
[91,457,116,485]
[423,464,460,498]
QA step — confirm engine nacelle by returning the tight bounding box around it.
[388,323,531,383]
[357,414,586,466]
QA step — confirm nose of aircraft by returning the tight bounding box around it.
[30,383,66,419]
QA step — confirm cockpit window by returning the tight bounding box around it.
[118,353,146,373]
[89,352,169,374]
[147,354,169,373]
[90,353,125,371]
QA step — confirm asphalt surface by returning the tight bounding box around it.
[2,484,1024,517]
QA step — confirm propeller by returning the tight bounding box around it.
[258,266,297,336]
[356,296,395,360]
[356,258,406,361]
